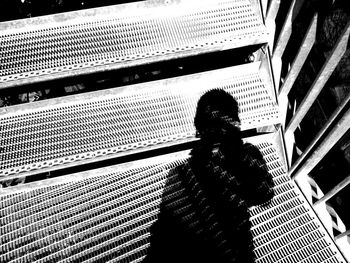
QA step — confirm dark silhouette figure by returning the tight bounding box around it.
[144,89,274,263]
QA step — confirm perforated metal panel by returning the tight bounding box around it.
[0,0,268,88]
[0,62,280,179]
[0,133,346,263]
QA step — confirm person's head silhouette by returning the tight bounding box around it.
[194,89,241,148]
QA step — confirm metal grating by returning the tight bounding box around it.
[0,62,280,178]
[0,0,268,88]
[0,133,346,263]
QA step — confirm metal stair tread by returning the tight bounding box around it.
[0,61,280,179]
[0,132,346,263]
[0,0,268,89]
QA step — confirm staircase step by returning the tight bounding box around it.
[0,61,280,179]
[0,131,346,262]
[0,0,267,89]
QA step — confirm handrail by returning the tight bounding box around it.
[279,13,318,96]
[291,99,350,180]
[285,21,350,134]
[269,0,350,255]
[289,90,350,177]
[272,0,305,59]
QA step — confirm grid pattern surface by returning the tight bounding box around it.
[0,0,267,87]
[0,135,346,263]
[0,63,280,178]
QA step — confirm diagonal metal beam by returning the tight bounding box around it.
[289,85,350,178]
[273,0,305,59]
[291,102,350,180]
[286,21,350,134]
[279,13,318,96]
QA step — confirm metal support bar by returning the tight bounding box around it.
[265,0,281,50]
[273,0,305,58]
[335,230,350,241]
[261,0,269,18]
[286,21,350,133]
[289,81,350,176]
[266,0,280,22]
[314,174,350,207]
[291,103,350,180]
[279,13,318,96]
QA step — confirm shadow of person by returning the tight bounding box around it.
[143,89,274,263]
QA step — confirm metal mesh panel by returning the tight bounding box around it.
[0,63,280,178]
[0,0,267,87]
[0,134,346,263]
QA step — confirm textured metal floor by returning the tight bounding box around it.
[0,0,267,88]
[0,61,280,179]
[0,131,346,263]
[1,1,347,262]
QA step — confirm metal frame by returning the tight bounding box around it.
[266,0,350,256]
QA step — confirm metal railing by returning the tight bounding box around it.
[267,0,350,259]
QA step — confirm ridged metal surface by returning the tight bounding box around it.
[0,0,267,88]
[0,62,280,178]
[0,133,346,263]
